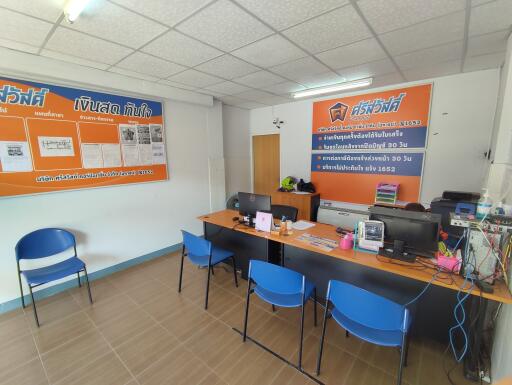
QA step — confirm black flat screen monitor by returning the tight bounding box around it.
[369,206,442,258]
[238,192,271,217]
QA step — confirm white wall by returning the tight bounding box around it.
[250,70,500,207]
[223,105,251,199]
[0,52,223,307]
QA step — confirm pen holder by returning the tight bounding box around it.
[340,233,354,250]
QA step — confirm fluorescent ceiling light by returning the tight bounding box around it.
[64,0,91,23]
[293,78,373,99]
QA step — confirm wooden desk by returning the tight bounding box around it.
[199,209,512,304]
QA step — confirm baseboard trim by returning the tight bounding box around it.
[0,243,182,314]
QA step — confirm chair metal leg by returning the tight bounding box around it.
[404,334,410,367]
[298,302,306,369]
[346,330,350,338]
[397,332,407,385]
[316,301,329,375]
[210,266,215,276]
[28,285,40,327]
[313,288,318,327]
[205,262,212,310]
[231,256,238,287]
[272,304,276,312]
[77,272,81,287]
[243,281,252,342]
[17,272,25,308]
[178,246,185,293]
[83,267,93,305]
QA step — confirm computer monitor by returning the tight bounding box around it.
[238,192,271,217]
[369,206,441,258]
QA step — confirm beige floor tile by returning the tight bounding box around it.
[309,317,363,356]
[41,330,111,383]
[140,291,190,322]
[160,300,216,342]
[270,365,317,385]
[69,278,120,308]
[107,268,152,292]
[115,325,179,376]
[97,307,157,348]
[191,285,243,319]
[85,294,138,327]
[124,279,169,305]
[220,299,275,333]
[197,372,228,385]
[0,333,39,374]
[54,352,133,385]
[0,358,48,385]
[33,312,94,354]
[0,313,31,345]
[24,291,82,328]
[136,345,215,385]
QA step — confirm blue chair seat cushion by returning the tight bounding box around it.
[21,257,86,286]
[331,307,404,347]
[187,246,234,267]
[254,280,315,308]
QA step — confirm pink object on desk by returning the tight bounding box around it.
[340,233,354,250]
[255,211,273,232]
[437,254,461,273]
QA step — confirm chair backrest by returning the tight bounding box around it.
[327,280,409,332]
[15,228,76,261]
[271,204,298,222]
[181,230,212,257]
[249,260,305,295]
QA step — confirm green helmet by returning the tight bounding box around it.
[281,176,297,191]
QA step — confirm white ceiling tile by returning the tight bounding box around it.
[256,95,291,105]
[176,0,273,51]
[142,30,222,67]
[116,52,186,78]
[40,49,111,70]
[231,101,268,109]
[371,72,404,88]
[234,70,287,87]
[231,34,308,67]
[195,55,259,79]
[467,30,509,57]
[315,38,387,70]
[463,52,506,72]
[0,0,66,22]
[403,60,461,81]
[45,27,133,64]
[270,57,329,82]
[167,69,223,87]
[198,89,227,98]
[336,58,397,80]
[469,0,512,36]
[262,81,306,94]
[0,38,39,54]
[109,67,160,82]
[234,89,276,102]
[394,41,464,70]
[0,8,53,47]
[282,4,371,54]
[203,81,251,95]
[158,79,198,90]
[380,11,465,56]
[110,0,212,26]
[471,0,494,5]
[218,95,251,105]
[358,0,466,34]
[298,71,346,88]
[234,0,349,30]
[62,0,167,49]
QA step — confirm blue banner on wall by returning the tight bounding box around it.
[312,152,424,176]
[312,126,427,151]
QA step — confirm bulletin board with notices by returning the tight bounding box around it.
[0,76,168,198]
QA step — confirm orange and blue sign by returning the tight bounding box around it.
[0,76,167,198]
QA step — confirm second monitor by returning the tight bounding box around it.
[238,192,271,226]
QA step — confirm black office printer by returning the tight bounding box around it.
[430,191,480,236]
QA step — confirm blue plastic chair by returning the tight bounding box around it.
[243,260,317,369]
[316,280,411,385]
[180,230,238,309]
[15,228,93,327]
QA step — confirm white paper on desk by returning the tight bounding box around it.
[0,141,32,172]
[102,144,122,167]
[292,220,316,230]
[292,191,310,195]
[81,143,103,169]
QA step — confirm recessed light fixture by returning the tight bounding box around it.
[293,78,373,99]
[64,0,92,23]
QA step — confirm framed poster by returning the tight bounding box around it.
[0,76,168,198]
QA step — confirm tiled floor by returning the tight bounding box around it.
[0,251,476,385]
